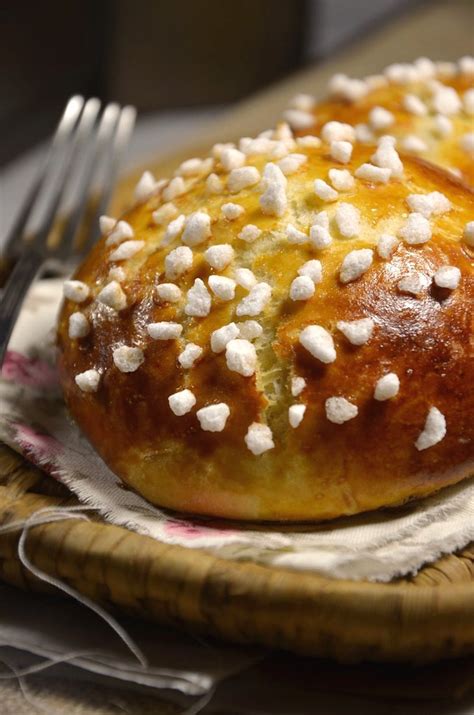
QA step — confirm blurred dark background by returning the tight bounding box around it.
[0,0,420,166]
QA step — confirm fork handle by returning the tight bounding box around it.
[0,248,45,367]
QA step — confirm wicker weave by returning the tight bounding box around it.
[0,445,473,663]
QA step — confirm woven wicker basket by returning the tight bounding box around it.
[0,444,473,664]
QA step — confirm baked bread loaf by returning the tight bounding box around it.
[58,106,474,522]
[283,57,474,186]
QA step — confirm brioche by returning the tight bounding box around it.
[58,84,473,522]
[284,57,474,186]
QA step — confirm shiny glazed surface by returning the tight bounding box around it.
[294,74,474,186]
[58,142,474,521]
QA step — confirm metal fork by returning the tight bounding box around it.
[0,96,136,366]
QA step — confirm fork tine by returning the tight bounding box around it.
[0,96,137,366]
[2,95,85,258]
[85,104,137,251]
[57,102,121,256]
[32,97,102,251]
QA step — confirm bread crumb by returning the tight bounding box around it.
[434,265,461,289]
[463,88,474,115]
[211,322,240,353]
[134,171,161,202]
[68,312,90,339]
[460,132,474,154]
[185,278,212,317]
[398,213,432,244]
[296,135,321,149]
[374,373,400,401]
[234,268,257,290]
[406,192,451,218]
[75,369,100,392]
[459,55,474,75]
[297,259,322,284]
[403,94,427,116]
[182,211,212,246]
[327,74,368,102]
[325,397,358,424]
[330,140,352,164]
[314,179,338,202]
[369,106,395,131]
[163,214,186,245]
[320,121,355,144]
[377,234,399,260]
[433,114,452,137]
[153,202,178,226]
[299,325,336,363]
[286,223,308,244]
[415,406,446,450]
[289,404,306,428]
[237,320,263,341]
[204,244,235,269]
[335,202,360,237]
[328,168,354,191]
[225,338,257,376]
[397,271,430,296]
[97,281,127,311]
[288,93,315,112]
[165,246,193,279]
[147,321,183,340]
[277,153,307,175]
[245,422,275,455]
[236,282,272,316]
[113,346,144,373]
[309,225,332,249]
[176,157,211,177]
[108,266,126,283]
[220,147,246,171]
[168,389,196,416]
[371,136,403,177]
[432,86,461,116]
[109,240,144,262]
[337,318,374,345]
[63,280,90,303]
[355,163,391,183]
[354,123,375,144]
[290,275,315,301]
[238,224,262,243]
[228,166,260,192]
[178,343,203,368]
[162,176,186,202]
[99,215,116,235]
[221,203,245,220]
[339,249,373,283]
[206,173,223,194]
[208,275,236,301]
[259,162,287,216]
[155,283,182,303]
[463,221,474,246]
[283,108,314,131]
[197,403,230,432]
[400,135,428,153]
[212,142,235,159]
[291,376,306,397]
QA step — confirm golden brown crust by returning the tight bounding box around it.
[287,67,474,186]
[58,128,474,521]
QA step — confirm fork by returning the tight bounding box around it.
[0,96,136,366]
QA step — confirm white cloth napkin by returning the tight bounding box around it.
[1,279,473,582]
[6,584,468,715]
